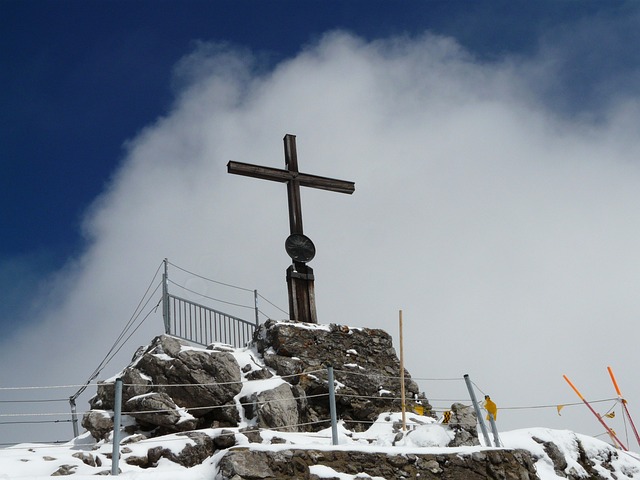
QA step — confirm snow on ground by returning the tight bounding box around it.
[2,412,639,479]
[3,341,639,479]
[500,427,640,480]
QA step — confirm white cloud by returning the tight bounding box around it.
[3,31,640,445]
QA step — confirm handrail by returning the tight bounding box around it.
[167,293,256,347]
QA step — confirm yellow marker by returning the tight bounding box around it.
[484,395,498,421]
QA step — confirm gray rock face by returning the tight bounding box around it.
[448,402,480,447]
[84,323,434,440]
[254,320,434,431]
[134,345,241,413]
[125,392,197,432]
[81,410,114,441]
[216,448,540,480]
[242,382,300,432]
[84,335,242,439]
[124,431,220,468]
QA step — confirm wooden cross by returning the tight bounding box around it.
[227,134,355,323]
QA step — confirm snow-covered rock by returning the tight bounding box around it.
[4,322,640,479]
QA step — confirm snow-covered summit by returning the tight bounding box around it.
[2,321,639,479]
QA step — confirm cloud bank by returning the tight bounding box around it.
[3,31,640,444]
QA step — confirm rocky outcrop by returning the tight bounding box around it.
[254,320,433,431]
[85,335,242,439]
[40,321,640,480]
[216,447,540,480]
[83,322,434,440]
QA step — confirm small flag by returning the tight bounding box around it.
[484,396,498,421]
[604,411,616,419]
[557,405,565,416]
[442,411,451,424]
[413,404,424,415]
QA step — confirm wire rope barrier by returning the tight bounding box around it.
[167,261,254,293]
[166,260,289,317]
[1,375,621,414]
[256,292,288,316]
[71,260,165,403]
[0,380,620,421]
[0,373,628,450]
[167,280,255,310]
[0,398,69,403]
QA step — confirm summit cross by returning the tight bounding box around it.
[227,134,355,323]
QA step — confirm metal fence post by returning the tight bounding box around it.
[254,290,259,327]
[111,378,123,476]
[162,258,170,334]
[69,398,79,438]
[327,365,339,445]
[463,374,492,447]
[487,412,501,447]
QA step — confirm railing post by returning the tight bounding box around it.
[69,398,79,438]
[111,378,123,476]
[327,365,339,445]
[487,412,501,447]
[464,374,492,447]
[254,289,259,327]
[162,258,170,334]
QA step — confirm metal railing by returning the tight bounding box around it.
[165,293,256,347]
[159,259,261,347]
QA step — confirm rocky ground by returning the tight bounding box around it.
[3,321,638,479]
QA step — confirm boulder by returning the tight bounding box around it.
[81,410,113,441]
[242,382,300,432]
[125,392,197,432]
[448,402,480,447]
[133,344,242,414]
[85,335,242,439]
[124,431,222,468]
[253,320,433,431]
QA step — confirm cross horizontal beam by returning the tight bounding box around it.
[227,161,355,195]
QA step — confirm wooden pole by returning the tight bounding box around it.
[399,310,406,431]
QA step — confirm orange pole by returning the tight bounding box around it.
[563,375,585,400]
[607,366,640,447]
[607,367,622,397]
[563,375,627,451]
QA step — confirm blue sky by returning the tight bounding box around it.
[2,1,640,446]
[4,1,635,267]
